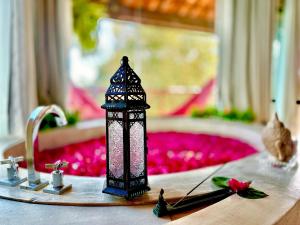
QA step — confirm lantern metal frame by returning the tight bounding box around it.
[101,56,150,199]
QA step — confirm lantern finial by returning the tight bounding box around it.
[121,56,129,65]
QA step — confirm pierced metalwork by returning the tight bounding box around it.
[102,56,150,110]
[129,112,144,120]
[102,56,150,199]
[108,112,123,119]
[130,178,145,188]
[109,180,124,189]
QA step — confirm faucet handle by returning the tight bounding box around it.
[0,156,27,186]
[0,156,24,168]
[43,160,72,195]
[45,160,68,171]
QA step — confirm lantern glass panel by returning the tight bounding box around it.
[130,121,145,178]
[108,120,124,178]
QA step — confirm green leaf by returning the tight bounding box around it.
[237,188,268,199]
[212,176,230,188]
[73,0,107,52]
[40,110,80,131]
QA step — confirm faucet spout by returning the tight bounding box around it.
[25,105,67,185]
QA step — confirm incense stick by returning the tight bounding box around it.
[172,163,226,207]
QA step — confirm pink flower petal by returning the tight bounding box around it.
[20,132,257,176]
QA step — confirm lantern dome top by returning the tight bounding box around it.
[101,56,150,110]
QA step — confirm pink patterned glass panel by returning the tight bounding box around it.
[130,122,144,177]
[108,121,123,178]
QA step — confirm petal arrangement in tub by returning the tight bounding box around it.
[19,132,257,176]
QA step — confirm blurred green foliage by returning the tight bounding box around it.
[96,22,217,116]
[97,23,217,88]
[191,107,255,122]
[40,111,80,131]
[73,0,107,52]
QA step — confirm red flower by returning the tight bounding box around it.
[228,178,251,192]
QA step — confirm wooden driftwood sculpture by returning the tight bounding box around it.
[262,113,295,162]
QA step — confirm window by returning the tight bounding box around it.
[70,0,218,119]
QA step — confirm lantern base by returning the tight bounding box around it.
[103,185,150,199]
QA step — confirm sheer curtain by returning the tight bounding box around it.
[216,0,276,123]
[273,0,300,131]
[8,0,72,136]
[9,0,38,136]
[0,1,11,136]
[35,0,72,107]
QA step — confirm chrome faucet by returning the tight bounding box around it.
[20,105,67,191]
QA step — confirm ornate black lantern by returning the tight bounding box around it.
[101,56,150,199]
